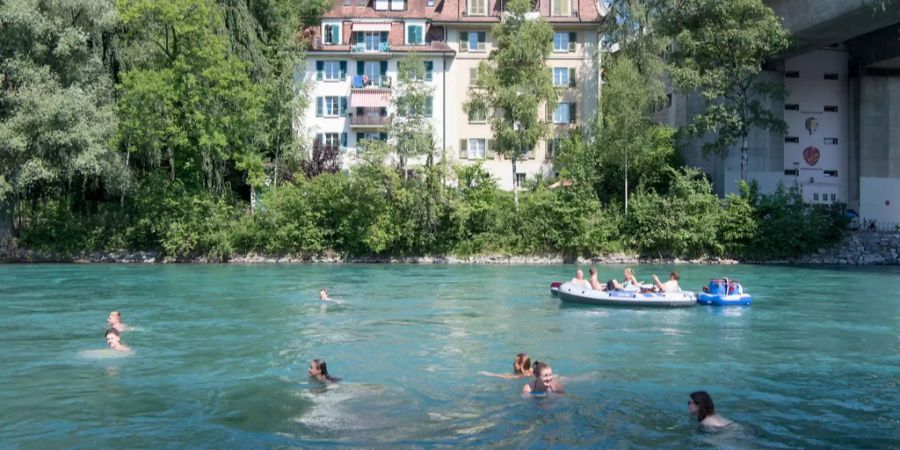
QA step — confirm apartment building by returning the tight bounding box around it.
[305,0,606,189]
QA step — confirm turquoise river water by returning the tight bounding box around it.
[0,264,898,448]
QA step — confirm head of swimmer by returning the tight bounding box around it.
[107,311,121,326]
[689,391,715,422]
[105,328,121,348]
[532,361,553,389]
[513,353,532,375]
[319,289,328,300]
[575,269,584,280]
[308,359,329,378]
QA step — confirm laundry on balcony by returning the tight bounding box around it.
[352,75,365,88]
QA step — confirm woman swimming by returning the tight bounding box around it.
[479,353,534,379]
[689,391,734,429]
[522,361,564,395]
[308,359,341,384]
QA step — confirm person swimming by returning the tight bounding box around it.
[479,353,534,379]
[105,328,132,352]
[308,359,341,384]
[107,311,130,332]
[522,361,564,395]
[689,391,734,429]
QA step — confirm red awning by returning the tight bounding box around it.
[352,22,392,32]
[350,90,390,107]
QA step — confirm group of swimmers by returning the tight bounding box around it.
[570,267,682,293]
[104,311,132,353]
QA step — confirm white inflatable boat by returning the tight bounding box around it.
[557,282,697,307]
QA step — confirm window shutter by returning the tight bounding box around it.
[425,61,433,81]
[459,139,468,159]
[341,132,348,148]
[356,133,364,142]
[426,97,433,117]
[486,139,496,158]
[460,32,469,52]
[340,61,348,79]
[568,32,576,52]
[316,133,324,145]
[569,103,576,123]
[546,141,552,159]
[316,61,324,80]
[355,61,364,76]
[316,97,323,117]
[338,97,346,116]
[380,61,388,77]
[545,102,552,121]
[470,67,478,86]
[478,32,486,51]
[569,68,576,87]
[380,132,388,141]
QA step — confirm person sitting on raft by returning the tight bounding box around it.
[588,267,606,291]
[570,269,590,288]
[652,272,681,292]
[308,359,341,384]
[105,328,132,352]
[107,311,130,332]
[689,391,734,429]
[480,353,534,379]
[522,361,564,395]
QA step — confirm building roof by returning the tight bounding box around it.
[321,0,605,23]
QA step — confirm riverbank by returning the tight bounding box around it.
[3,231,899,264]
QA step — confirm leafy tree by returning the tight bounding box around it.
[0,0,128,232]
[659,0,790,181]
[465,0,555,211]
[116,0,264,195]
[391,54,436,177]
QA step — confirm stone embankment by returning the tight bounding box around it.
[2,232,897,264]
[791,231,900,265]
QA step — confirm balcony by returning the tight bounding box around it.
[351,75,392,89]
[349,110,389,129]
[351,42,391,54]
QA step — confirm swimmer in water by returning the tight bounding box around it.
[689,391,734,429]
[105,328,132,352]
[479,353,534,379]
[107,311,130,332]
[308,359,340,384]
[522,361,564,395]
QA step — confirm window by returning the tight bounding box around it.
[469,138,486,159]
[363,61,380,82]
[553,67,569,87]
[325,97,340,116]
[784,104,799,111]
[324,61,342,80]
[468,0,487,16]
[515,173,526,186]
[553,32,569,52]
[460,31,486,52]
[546,138,560,159]
[322,133,340,147]
[390,0,405,9]
[427,0,434,5]
[375,0,388,10]
[357,31,387,51]
[323,24,340,44]
[824,105,838,112]
[316,96,347,117]
[824,138,838,145]
[785,71,799,78]
[552,103,569,123]
[407,25,424,45]
[552,0,570,16]
[785,136,799,143]
[469,67,480,87]
[405,97,433,117]
[824,73,839,80]
[468,104,487,122]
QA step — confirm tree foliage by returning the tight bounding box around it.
[659,0,790,180]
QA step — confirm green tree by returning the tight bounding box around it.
[465,0,555,211]
[391,54,436,177]
[660,0,790,181]
[116,0,263,195]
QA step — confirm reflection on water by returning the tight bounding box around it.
[0,264,898,448]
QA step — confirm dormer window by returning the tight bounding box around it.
[468,0,487,16]
[406,24,424,45]
[390,0,405,10]
[323,23,341,45]
[551,0,571,16]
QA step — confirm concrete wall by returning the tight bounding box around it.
[859,75,900,223]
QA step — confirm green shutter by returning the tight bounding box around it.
[459,139,468,159]
[486,140,496,158]
[380,61,388,77]
[477,32,486,51]
[460,32,469,52]
[316,133,324,145]
[340,132,348,148]
[340,61,348,79]
[425,61,433,81]
[316,97,323,117]
[569,68,576,87]
[426,97,433,117]
[569,103,576,123]
[357,61,364,76]
[568,32,576,52]
[340,97,348,116]
[545,102,552,121]
[316,61,324,80]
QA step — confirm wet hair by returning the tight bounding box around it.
[110,311,121,319]
[513,353,532,374]
[589,266,597,276]
[670,271,680,281]
[320,288,327,294]
[105,328,120,338]
[532,361,552,376]
[311,359,338,382]
[690,391,715,422]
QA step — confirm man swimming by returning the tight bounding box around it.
[105,328,132,352]
[107,311,130,332]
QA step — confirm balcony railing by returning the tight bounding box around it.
[351,75,392,89]
[351,42,391,53]
[349,114,389,127]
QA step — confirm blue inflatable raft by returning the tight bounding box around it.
[697,279,752,306]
